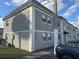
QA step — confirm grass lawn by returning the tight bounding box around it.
[0,45,31,59]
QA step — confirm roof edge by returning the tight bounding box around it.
[3,0,36,21]
[3,0,56,21]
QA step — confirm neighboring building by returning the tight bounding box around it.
[58,16,69,44]
[3,0,57,52]
[58,16,78,44]
[76,28,79,41]
[75,18,79,29]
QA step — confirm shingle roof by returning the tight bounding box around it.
[3,0,56,21]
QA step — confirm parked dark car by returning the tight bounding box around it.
[56,42,79,59]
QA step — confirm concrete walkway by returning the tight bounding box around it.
[18,55,56,59]
[32,47,54,56]
[17,47,56,59]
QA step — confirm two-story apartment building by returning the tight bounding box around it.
[58,16,68,44]
[3,0,58,52]
[76,29,79,41]
[2,0,79,52]
[58,16,78,44]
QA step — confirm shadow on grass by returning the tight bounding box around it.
[0,45,32,59]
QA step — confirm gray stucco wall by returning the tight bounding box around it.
[34,7,54,50]
[3,8,30,51]
[35,8,53,31]
[4,9,30,32]
[35,32,54,50]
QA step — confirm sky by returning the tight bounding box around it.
[0,0,79,28]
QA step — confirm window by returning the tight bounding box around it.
[5,34,8,40]
[73,29,75,31]
[12,35,15,39]
[48,33,51,40]
[42,14,46,23]
[47,17,51,24]
[58,34,60,39]
[42,33,51,41]
[5,34,8,44]
[64,26,66,30]
[58,21,60,27]
[42,33,47,41]
[12,35,15,45]
[68,26,71,30]
[6,20,9,26]
[58,23,59,26]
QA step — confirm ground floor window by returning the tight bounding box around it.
[42,33,47,41]
[5,34,8,40]
[42,32,51,41]
[12,35,15,39]
[48,33,51,40]
[58,34,60,39]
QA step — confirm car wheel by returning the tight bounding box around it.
[59,54,74,59]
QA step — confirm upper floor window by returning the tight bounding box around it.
[64,26,66,29]
[73,29,75,31]
[6,20,9,26]
[42,14,46,23]
[47,17,51,24]
[67,26,70,30]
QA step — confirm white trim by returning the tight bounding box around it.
[35,30,54,33]
[48,23,52,25]
[5,30,30,34]
[5,30,54,34]
[29,6,35,52]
